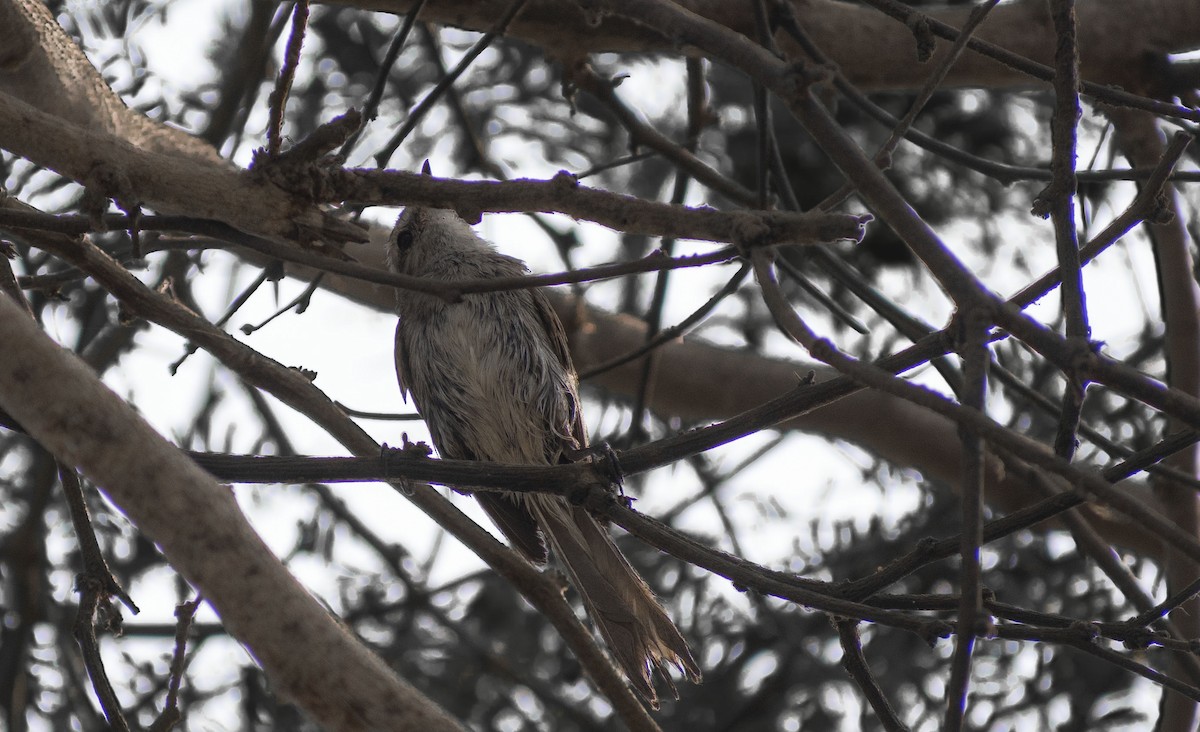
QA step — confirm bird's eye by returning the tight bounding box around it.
[395,229,414,252]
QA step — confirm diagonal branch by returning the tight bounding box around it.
[0,293,466,732]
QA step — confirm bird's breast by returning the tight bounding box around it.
[398,293,578,466]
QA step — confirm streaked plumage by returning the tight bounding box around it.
[388,205,699,704]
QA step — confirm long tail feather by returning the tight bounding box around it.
[525,494,700,705]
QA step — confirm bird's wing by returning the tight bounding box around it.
[530,289,588,450]
[393,319,411,402]
[395,310,548,563]
[476,492,548,563]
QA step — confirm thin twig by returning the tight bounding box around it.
[334,402,423,421]
[943,309,990,731]
[569,62,756,205]
[201,2,280,147]
[750,252,1200,571]
[1038,0,1089,460]
[579,263,751,380]
[853,0,1200,125]
[239,273,324,335]
[239,386,607,728]
[148,597,201,732]
[1022,468,1200,686]
[170,262,284,373]
[266,1,310,158]
[813,0,1001,211]
[59,467,139,614]
[375,0,530,167]
[27,204,768,300]
[1010,132,1192,308]
[994,625,1200,702]
[1124,575,1200,629]
[12,200,660,730]
[604,499,950,638]
[770,2,1200,188]
[990,363,1200,490]
[73,575,130,732]
[62,467,138,732]
[838,428,1200,601]
[338,0,430,160]
[330,169,865,245]
[837,620,910,731]
[630,138,696,439]
[774,255,870,334]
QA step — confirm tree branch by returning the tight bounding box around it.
[0,294,466,732]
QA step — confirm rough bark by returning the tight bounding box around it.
[333,0,1200,92]
[0,294,465,732]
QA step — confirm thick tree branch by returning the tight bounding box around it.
[1112,108,1200,732]
[0,89,364,248]
[0,294,465,732]
[328,0,1200,99]
[6,213,663,728]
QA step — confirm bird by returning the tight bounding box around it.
[387,193,699,705]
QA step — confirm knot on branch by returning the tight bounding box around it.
[781,61,835,100]
[921,619,955,646]
[945,305,996,355]
[1116,626,1153,651]
[1069,620,1101,642]
[82,163,139,233]
[1148,189,1176,225]
[551,169,580,193]
[1061,335,1100,385]
[250,109,363,202]
[905,14,936,62]
[730,213,772,257]
[1030,174,1077,219]
[242,109,368,253]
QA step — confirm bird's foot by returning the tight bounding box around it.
[563,441,624,494]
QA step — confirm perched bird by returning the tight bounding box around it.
[388,199,699,704]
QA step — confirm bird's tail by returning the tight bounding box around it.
[526,494,700,706]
